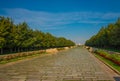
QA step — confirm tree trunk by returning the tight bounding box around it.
[27,48,29,51]
[18,47,20,52]
[10,48,12,53]
[0,48,3,54]
[14,47,17,52]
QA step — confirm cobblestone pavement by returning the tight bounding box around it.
[0,47,119,81]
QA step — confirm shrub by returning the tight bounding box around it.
[57,48,65,51]
[0,50,47,63]
[3,56,10,61]
[0,57,3,61]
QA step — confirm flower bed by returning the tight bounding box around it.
[95,50,120,66]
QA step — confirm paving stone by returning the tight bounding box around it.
[0,47,119,81]
[25,78,40,81]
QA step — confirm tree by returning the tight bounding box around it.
[0,16,14,53]
[85,18,120,50]
[110,19,120,48]
[32,30,44,49]
[0,16,75,54]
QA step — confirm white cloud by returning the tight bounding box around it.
[1,8,120,30]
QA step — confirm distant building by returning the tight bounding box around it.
[76,43,83,46]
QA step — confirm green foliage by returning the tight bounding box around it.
[0,16,75,54]
[85,18,120,50]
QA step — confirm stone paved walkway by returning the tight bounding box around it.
[0,47,119,81]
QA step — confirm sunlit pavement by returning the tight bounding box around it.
[0,47,119,81]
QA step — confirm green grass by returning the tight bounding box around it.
[94,53,120,72]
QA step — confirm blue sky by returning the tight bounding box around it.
[0,0,120,44]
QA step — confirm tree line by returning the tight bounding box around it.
[0,16,75,54]
[85,18,120,50]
